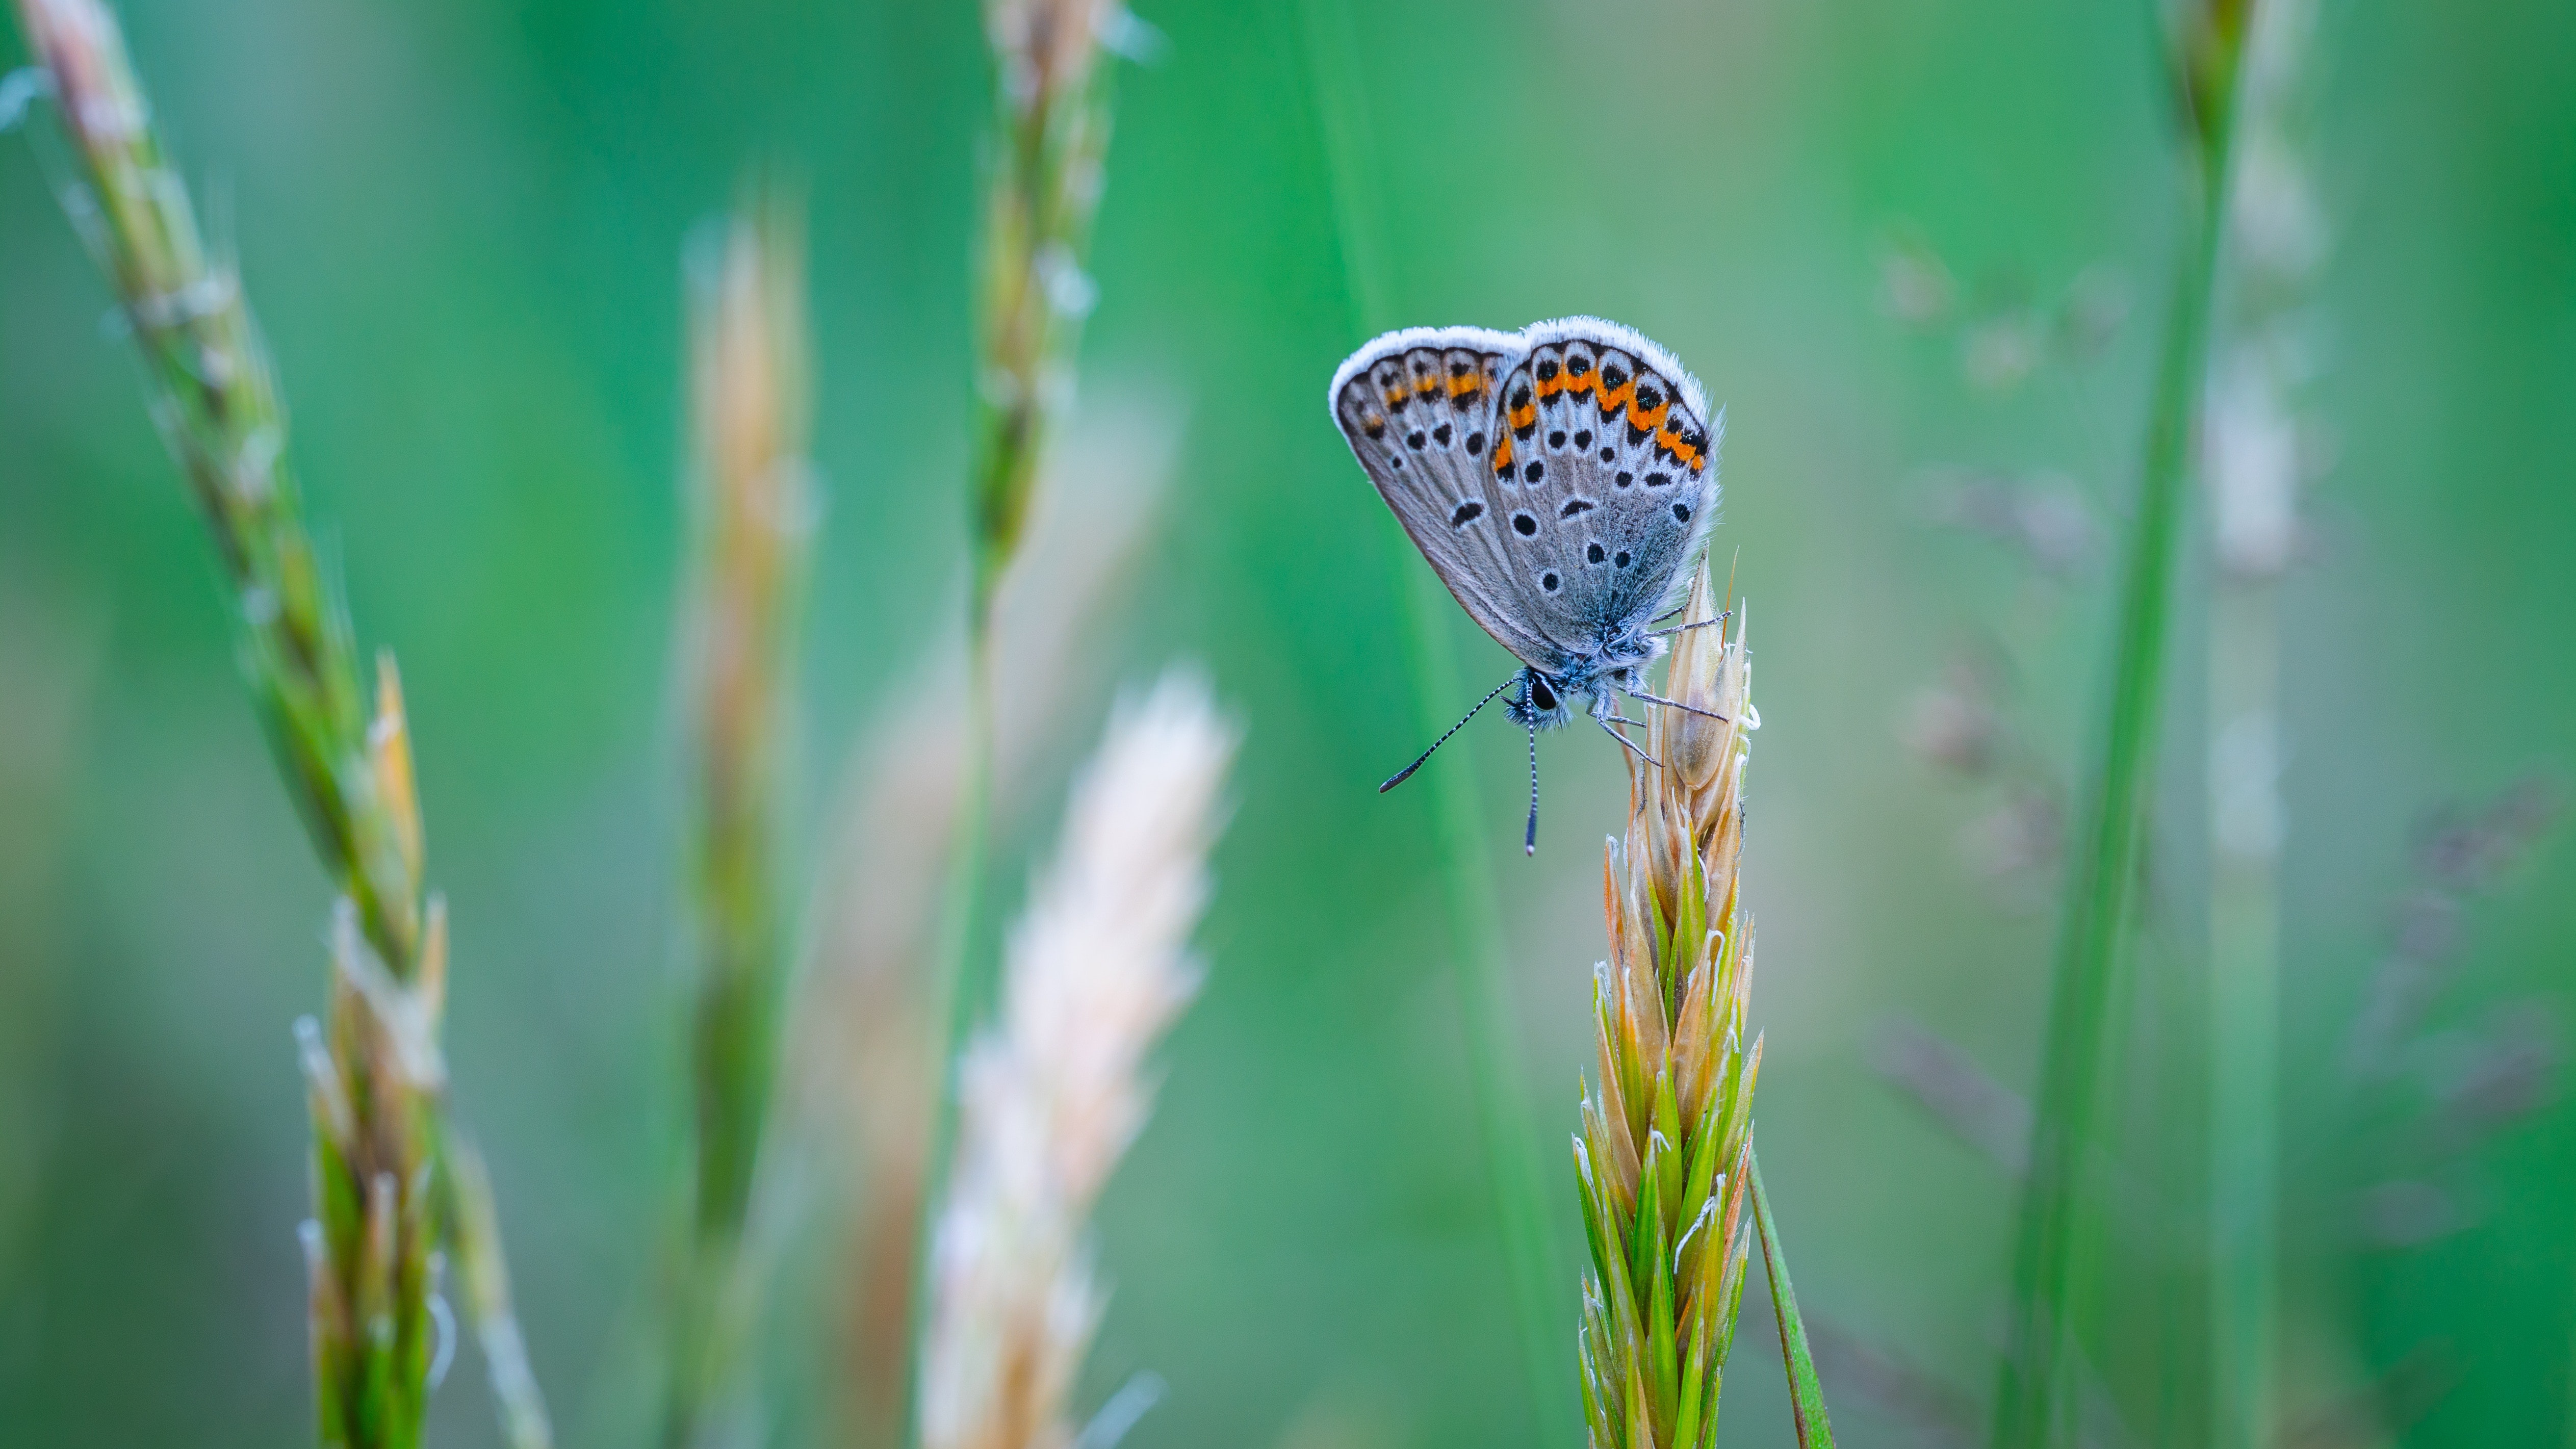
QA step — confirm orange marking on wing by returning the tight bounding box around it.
[1534,372,1565,399]
[1381,386,1407,409]
[1627,399,1671,433]
[1493,433,1515,471]
[1508,403,1537,430]
[1657,427,1695,463]
[1595,379,1637,416]
[1449,373,1483,402]
[1567,371,1600,401]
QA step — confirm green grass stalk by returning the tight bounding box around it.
[663,188,814,1449]
[1295,0,1568,1430]
[6,3,550,1444]
[2201,3,2323,1440]
[1991,6,2252,1445]
[1753,1152,1835,1449]
[910,3,1132,1439]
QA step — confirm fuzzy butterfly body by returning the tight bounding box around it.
[1328,317,1725,850]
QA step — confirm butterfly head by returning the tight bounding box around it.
[1506,667,1573,729]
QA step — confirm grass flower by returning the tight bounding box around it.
[7,3,548,1444]
[918,668,1235,1449]
[1572,564,1830,1447]
[800,396,1177,1444]
[664,186,814,1449]
[968,0,1129,611]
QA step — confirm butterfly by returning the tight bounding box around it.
[1328,317,1727,853]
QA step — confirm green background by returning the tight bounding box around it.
[3,1,2571,1445]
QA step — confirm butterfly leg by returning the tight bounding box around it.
[1646,609,1734,638]
[1597,715,1663,769]
[1626,687,1731,724]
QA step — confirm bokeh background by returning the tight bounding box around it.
[4,1,2573,1446]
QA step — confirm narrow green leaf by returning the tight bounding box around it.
[1644,1192,1680,1436]
[1751,1149,1835,1449]
[1574,1131,1617,1289]
[1673,1299,1711,1449]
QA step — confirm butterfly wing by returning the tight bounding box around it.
[1479,317,1722,658]
[1328,326,1564,670]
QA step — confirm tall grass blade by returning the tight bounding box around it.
[2203,2,2324,1442]
[1753,1149,1835,1449]
[1991,6,2254,1445]
[1295,0,1568,1429]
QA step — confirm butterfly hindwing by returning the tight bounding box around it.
[1328,326,1558,668]
[1483,319,1721,658]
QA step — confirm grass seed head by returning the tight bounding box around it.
[1578,560,1762,1449]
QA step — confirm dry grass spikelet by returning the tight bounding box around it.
[918,667,1237,1449]
[1574,561,1764,1449]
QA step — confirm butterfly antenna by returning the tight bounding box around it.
[1379,672,1522,794]
[1525,717,1541,856]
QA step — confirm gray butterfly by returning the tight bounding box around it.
[1327,317,1726,851]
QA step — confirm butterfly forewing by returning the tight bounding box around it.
[1483,321,1722,658]
[1329,326,1561,669]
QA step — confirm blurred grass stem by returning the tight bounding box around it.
[663,188,812,1449]
[1991,6,2251,1445]
[912,3,1129,1441]
[1297,0,1567,1429]
[6,2,552,1445]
